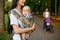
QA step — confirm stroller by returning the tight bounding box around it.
[44,18,53,32]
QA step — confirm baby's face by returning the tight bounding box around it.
[22,6,30,16]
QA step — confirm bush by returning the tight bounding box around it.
[4,14,9,30]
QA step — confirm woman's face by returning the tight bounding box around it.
[45,8,48,11]
[17,0,26,6]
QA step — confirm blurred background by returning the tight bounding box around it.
[0,0,60,40]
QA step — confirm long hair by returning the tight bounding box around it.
[11,0,19,10]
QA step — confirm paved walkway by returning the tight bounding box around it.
[28,16,60,40]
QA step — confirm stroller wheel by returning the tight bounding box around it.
[46,28,51,32]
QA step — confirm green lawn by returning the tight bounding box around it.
[0,31,10,40]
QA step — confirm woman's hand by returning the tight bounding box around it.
[31,23,37,31]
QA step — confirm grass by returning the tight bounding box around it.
[0,31,10,40]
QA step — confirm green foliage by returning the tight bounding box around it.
[0,31,10,40]
[4,14,9,30]
[4,0,10,31]
[4,0,12,11]
[25,0,41,12]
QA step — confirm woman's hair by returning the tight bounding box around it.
[11,0,19,10]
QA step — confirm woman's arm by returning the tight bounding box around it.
[9,11,36,34]
[12,23,36,34]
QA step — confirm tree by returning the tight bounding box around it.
[25,0,41,13]
[4,0,12,13]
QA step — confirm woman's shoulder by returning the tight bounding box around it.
[8,9,16,17]
[8,8,16,14]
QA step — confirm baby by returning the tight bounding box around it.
[21,6,34,40]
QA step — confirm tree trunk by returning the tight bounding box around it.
[58,0,60,16]
[0,0,5,32]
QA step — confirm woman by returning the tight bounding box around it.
[9,0,37,40]
[43,8,50,29]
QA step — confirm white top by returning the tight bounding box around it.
[10,9,24,28]
[43,11,50,18]
[9,8,24,40]
[9,8,29,40]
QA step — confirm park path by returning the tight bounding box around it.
[28,16,60,40]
